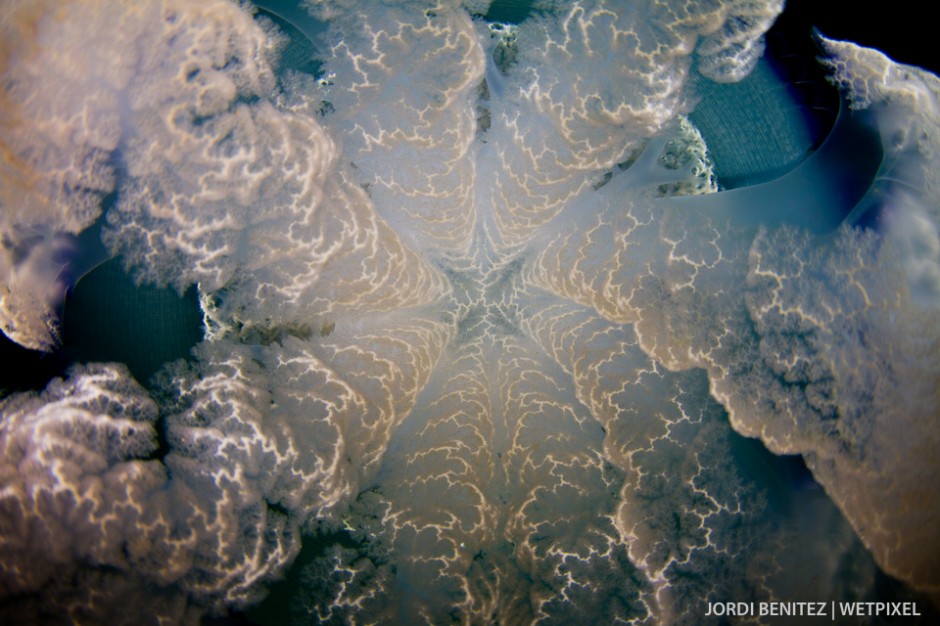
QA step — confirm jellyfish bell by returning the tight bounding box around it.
[1,0,940,624]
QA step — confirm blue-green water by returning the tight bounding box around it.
[62,257,203,386]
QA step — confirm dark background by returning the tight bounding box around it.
[778,0,940,74]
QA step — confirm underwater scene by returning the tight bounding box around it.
[1,0,939,624]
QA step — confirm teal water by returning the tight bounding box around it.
[483,0,535,23]
[62,257,203,385]
[253,1,324,77]
[690,60,817,189]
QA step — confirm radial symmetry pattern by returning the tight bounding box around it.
[1,1,939,624]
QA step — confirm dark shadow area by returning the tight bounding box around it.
[780,0,940,75]
[0,333,69,398]
[252,1,326,78]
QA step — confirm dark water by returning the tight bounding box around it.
[62,257,204,385]
[0,257,203,396]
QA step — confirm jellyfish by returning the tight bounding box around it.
[0,1,938,624]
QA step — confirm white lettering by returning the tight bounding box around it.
[839,602,920,617]
[706,602,753,616]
